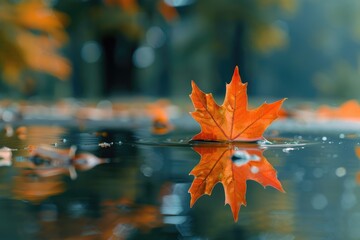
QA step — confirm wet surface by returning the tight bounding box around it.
[0,120,360,240]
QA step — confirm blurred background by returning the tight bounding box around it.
[1,0,360,101]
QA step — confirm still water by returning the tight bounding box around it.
[0,118,360,240]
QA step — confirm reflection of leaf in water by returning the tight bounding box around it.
[37,198,162,239]
[12,170,65,203]
[27,145,107,179]
[100,199,163,239]
[189,145,284,221]
[355,146,360,184]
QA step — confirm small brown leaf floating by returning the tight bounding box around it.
[147,100,174,135]
[12,171,65,203]
[28,145,107,179]
[189,145,284,222]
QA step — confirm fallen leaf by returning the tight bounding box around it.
[27,145,106,178]
[317,100,360,121]
[147,100,174,135]
[190,66,285,141]
[189,145,284,221]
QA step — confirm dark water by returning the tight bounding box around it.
[0,120,360,240]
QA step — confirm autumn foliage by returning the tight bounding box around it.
[190,67,285,141]
[0,0,70,83]
[189,145,284,221]
[317,100,360,121]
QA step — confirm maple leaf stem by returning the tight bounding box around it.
[229,92,238,140]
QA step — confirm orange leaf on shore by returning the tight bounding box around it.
[147,100,174,135]
[317,100,360,121]
[189,145,284,221]
[190,67,286,141]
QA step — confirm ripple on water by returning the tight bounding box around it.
[131,136,316,149]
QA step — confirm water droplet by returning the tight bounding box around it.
[250,166,259,174]
[258,139,273,145]
[335,167,346,177]
[282,147,295,153]
[99,142,111,148]
[322,136,327,141]
[339,133,345,139]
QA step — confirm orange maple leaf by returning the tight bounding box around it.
[317,100,360,121]
[190,66,286,141]
[189,145,284,222]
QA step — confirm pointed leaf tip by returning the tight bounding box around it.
[232,66,241,83]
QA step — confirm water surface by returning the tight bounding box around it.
[0,120,359,240]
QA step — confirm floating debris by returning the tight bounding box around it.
[282,147,295,153]
[99,142,112,148]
